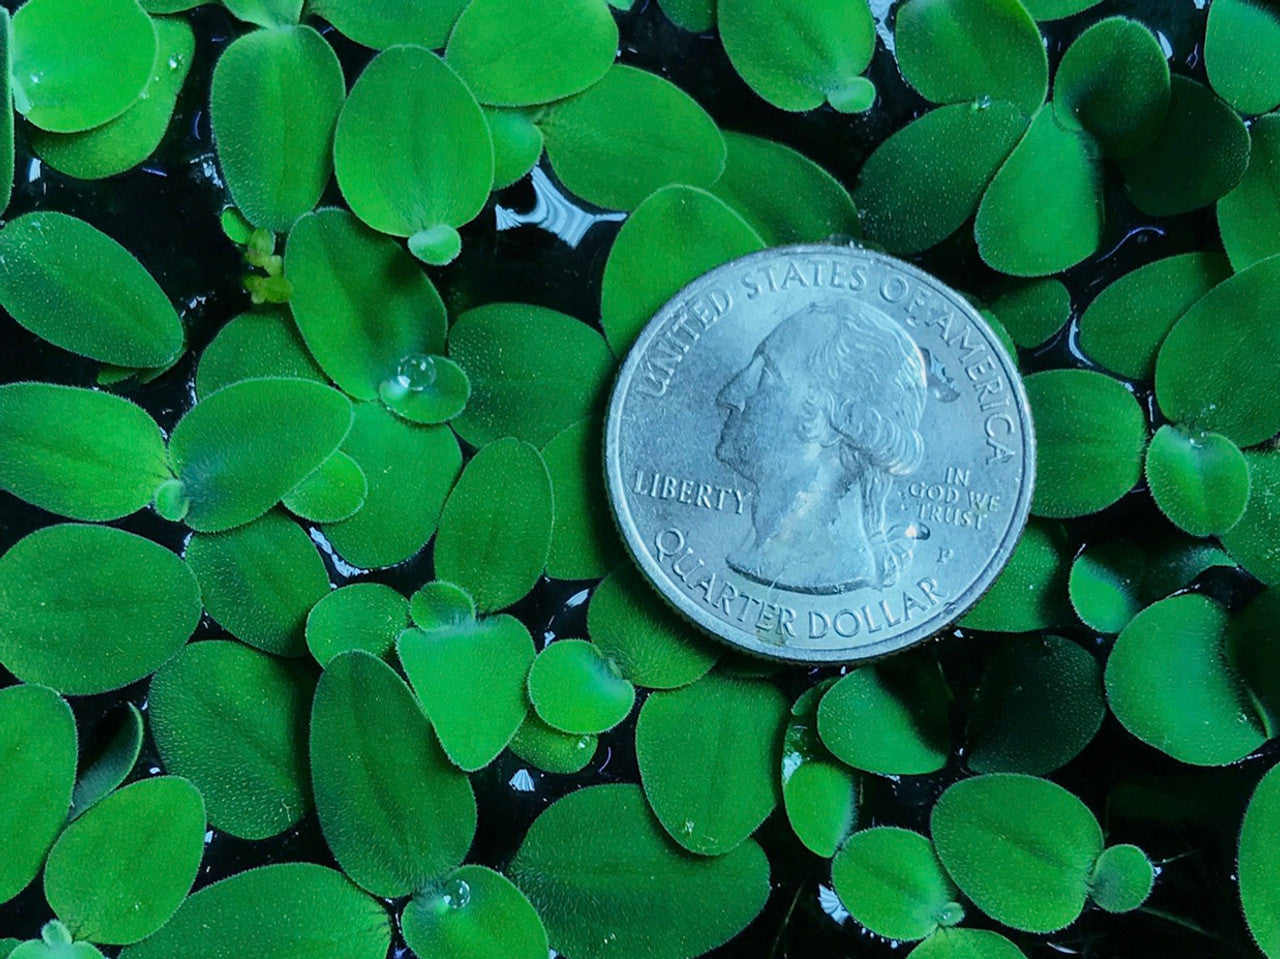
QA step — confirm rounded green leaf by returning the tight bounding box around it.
[509,784,770,959]
[169,377,353,533]
[1077,251,1229,381]
[12,0,155,133]
[307,582,408,665]
[1105,593,1265,765]
[378,353,469,425]
[0,685,75,906]
[1054,17,1169,159]
[446,0,617,107]
[854,100,1028,255]
[817,657,951,774]
[708,131,858,245]
[285,207,447,400]
[539,64,726,212]
[0,524,199,694]
[781,710,857,858]
[1120,76,1250,217]
[832,828,961,942]
[962,519,1070,632]
[484,106,543,188]
[1206,0,1280,115]
[907,928,1028,959]
[1088,844,1154,913]
[0,382,168,521]
[449,303,614,448]
[1222,450,1280,584]
[69,704,144,820]
[195,311,325,399]
[118,863,392,959]
[210,24,344,233]
[600,184,764,354]
[1068,540,1144,634]
[965,635,1104,775]
[282,450,367,522]
[989,279,1070,349]
[587,564,719,689]
[1156,254,1280,446]
[975,106,1103,277]
[508,715,597,774]
[542,418,624,580]
[311,651,477,897]
[308,0,467,49]
[1025,369,1146,518]
[321,403,461,569]
[718,0,875,112]
[186,511,330,657]
[637,671,786,855]
[1220,116,1280,271]
[334,45,493,245]
[149,640,314,840]
[31,17,194,179]
[222,0,302,25]
[1146,425,1249,537]
[1241,761,1280,958]
[931,774,1103,933]
[403,866,547,959]
[44,777,204,944]
[435,438,554,612]
[0,212,183,368]
[895,0,1047,113]
[410,581,476,630]
[527,639,636,734]
[398,615,535,771]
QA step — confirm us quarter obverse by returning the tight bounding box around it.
[604,244,1035,664]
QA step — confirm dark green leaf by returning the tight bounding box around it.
[1069,540,1145,634]
[1145,425,1249,537]
[69,704,143,820]
[308,0,467,49]
[988,279,1070,349]
[195,311,325,399]
[832,828,962,941]
[282,450,367,522]
[483,107,543,188]
[1206,0,1280,115]
[149,640,314,840]
[527,639,636,734]
[402,866,548,959]
[1222,450,1280,585]
[1240,761,1280,958]
[307,582,408,664]
[1228,587,1280,735]
[1220,115,1280,271]
[409,581,476,630]
[1022,0,1098,17]
[655,0,712,30]
[907,929,1029,959]
[1088,844,1154,913]
[961,519,1071,632]
[542,418,625,580]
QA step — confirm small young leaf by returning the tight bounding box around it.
[908,928,1029,959]
[69,704,143,821]
[186,511,330,656]
[196,311,325,399]
[1240,761,1280,958]
[1145,425,1249,537]
[449,303,614,448]
[781,684,857,858]
[539,65,726,212]
[307,582,408,664]
[446,0,617,107]
[988,279,1070,349]
[210,24,345,232]
[435,438,554,612]
[509,784,770,959]
[508,714,598,774]
[1219,116,1280,272]
[311,651,477,897]
[402,866,548,959]
[1206,0,1280,115]
[117,863,392,959]
[484,106,543,188]
[542,418,624,580]
[0,685,75,906]
[308,0,467,49]
[600,184,764,354]
[931,774,1103,933]
[149,640,315,840]
[410,581,476,630]
[0,212,183,368]
[1222,450,1280,585]
[527,639,636,735]
[832,828,962,942]
[0,524,199,694]
[282,450,367,522]
[1069,540,1145,634]
[637,671,787,855]
[961,519,1071,632]
[1088,844,1154,913]
[44,777,204,945]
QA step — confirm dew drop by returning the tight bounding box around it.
[167,54,185,71]
[28,72,42,86]
[441,878,471,910]
[395,353,438,392]
[974,95,993,110]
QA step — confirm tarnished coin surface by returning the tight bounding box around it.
[604,244,1035,663]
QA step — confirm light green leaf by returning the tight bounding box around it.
[539,64,726,212]
[308,0,467,49]
[44,777,204,945]
[378,353,469,425]
[222,0,302,26]
[1088,844,1154,913]
[509,784,770,959]
[210,24,344,232]
[0,524,199,694]
[1220,115,1280,272]
[988,279,1070,349]
[961,519,1071,632]
[435,438,554,612]
[542,418,624,580]
[0,212,183,368]
[282,450,367,522]
[907,928,1028,959]
[409,581,476,630]
[149,640,314,840]
[307,582,408,665]
[1222,450,1280,585]
[637,671,786,855]
[832,828,962,941]
[195,311,325,399]
[0,8,12,215]
[311,651,476,897]
[527,639,635,734]
[1068,540,1145,634]
[600,184,764,354]
[483,106,543,188]
[1145,425,1249,537]
[780,682,857,858]
[1022,0,1097,17]
[402,866,548,959]
[508,714,598,774]
[1206,0,1280,115]
[1241,761,1280,958]
[0,685,76,906]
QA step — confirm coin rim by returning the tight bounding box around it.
[604,243,1036,664]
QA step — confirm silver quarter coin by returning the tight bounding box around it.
[604,244,1035,664]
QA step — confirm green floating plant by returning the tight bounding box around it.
[1205,0,1280,116]
[961,519,1071,632]
[1068,540,1145,634]
[1221,450,1280,585]
[1229,588,1280,732]
[988,279,1070,350]
[7,922,103,959]
[908,928,1028,959]
[282,449,367,522]
[401,865,548,959]
[1145,425,1250,538]
[309,0,467,49]
[409,580,476,628]
[148,640,314,840]
[636,670,786,855]
[1240,761,1280,958]
[306,582,409,664]
[210,24,344,233]
[118,863,392,959]
[1218,115,1280,271]
[655,0,711,30]
[527,638,635,735]
[1089,843,1155,914]
[197,311,324,398]
[0,684,76,906]
[779,683,857,859]
[542,418,625,580]
[508,784,770,959]
[483,106,544,189]
[508,713,598,774]
[69,705,143,821]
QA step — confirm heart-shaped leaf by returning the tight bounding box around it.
[378,353,470,425]
[527,639,635,734]
[409,581,476,630]
[508,715,598,774]
[832,828,962,941]
[1145,425,1249,537]
[282,450,367,522]
[402,865,548,959]
[1068,540,1145,634]
[307,583,408,665]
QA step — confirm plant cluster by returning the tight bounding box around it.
[1,0,1279,957]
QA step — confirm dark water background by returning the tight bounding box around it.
[0,1,1272,956]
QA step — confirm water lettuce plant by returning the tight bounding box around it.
[1,0,1280,957]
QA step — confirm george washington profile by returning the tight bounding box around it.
[715,299,928,594]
